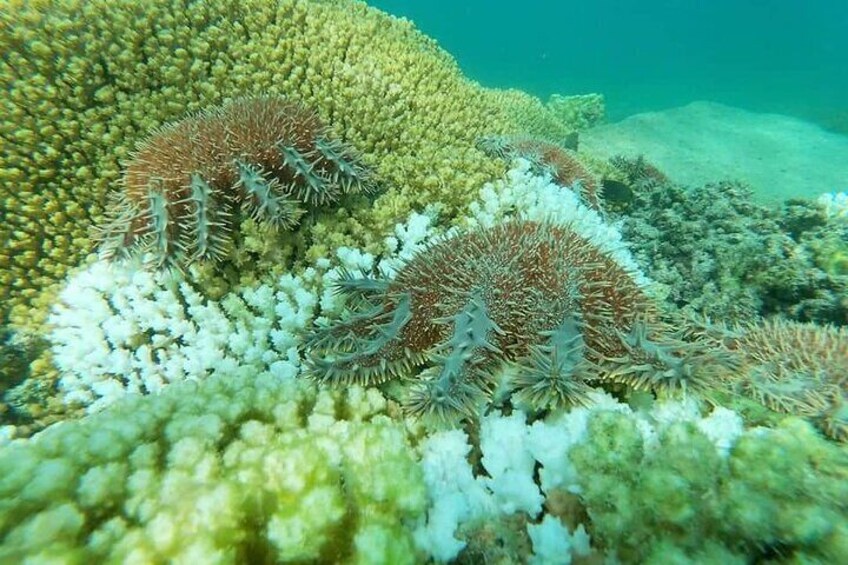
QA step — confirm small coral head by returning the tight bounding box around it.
[96,96,375,269]
[304,219,658,424]
[823,248,848,277]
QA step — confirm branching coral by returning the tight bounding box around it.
[10,4,848,563]
[2,0,598,334]
[4,365,843,563]
[0,369,427,563]
[412,394,846,563]
[569,411,848,562]
[47,260,320,413]
[97,96,375,270]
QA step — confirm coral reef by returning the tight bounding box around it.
[6,2,848,562]
[1,0,599,334]
[608,157,848,324]
[0,369,427,563]
[98,96,375,270]
[570,411,848,562]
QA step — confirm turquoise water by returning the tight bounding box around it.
[368,0,848,132]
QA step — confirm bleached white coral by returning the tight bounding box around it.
[479,411,544,515]
[817,191,848,220]
[413,430,495,561]
[414,403,603,562]
[525,392,626,495]
[352,160,647,294]
[527,516,591,565]
[55,164,599,414]
[467,159,651,287]
[48,261,320,412]
[381,208,442,274]
[414,396,746,562]
[695,406,745,456]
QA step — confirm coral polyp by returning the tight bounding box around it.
[97,96,375,269]
[304,220,704,423]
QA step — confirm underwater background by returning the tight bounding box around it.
[368,0,848,132]
[1,0,847,562]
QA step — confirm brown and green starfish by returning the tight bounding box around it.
[303,219,711,423]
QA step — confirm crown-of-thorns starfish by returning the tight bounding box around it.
[720,319,848,442]
[477,134,604,212]
[96,96,375,270]
[303,219,708,424]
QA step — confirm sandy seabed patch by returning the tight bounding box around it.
[582,101,848,202]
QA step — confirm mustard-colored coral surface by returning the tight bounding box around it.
[0,0,574,334]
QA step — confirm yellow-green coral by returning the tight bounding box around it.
[482,87,579,144]
[0,367,427,563]
[1,0,593,334]
[810,231,848,277]
[545,93,606,132]
[570,412,848,562]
